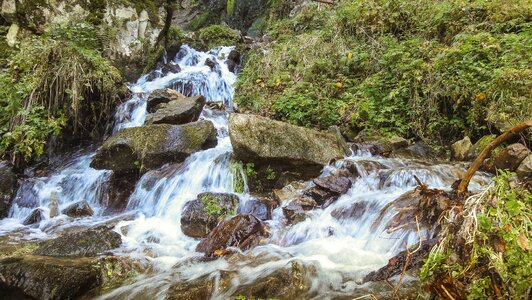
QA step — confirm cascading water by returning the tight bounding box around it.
[0,44,492,299]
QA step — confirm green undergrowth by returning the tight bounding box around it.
[0,21,123,166]
[420,171,532,298]
[198,25,240,49]
[235,0,532,144]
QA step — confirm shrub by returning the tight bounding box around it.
[198,25,240,49]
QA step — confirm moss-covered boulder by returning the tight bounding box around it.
[180,192,239,238]
[0,256,101,300]
[0,162,17,218]
[229,114,346,177]
[466,134,497,160]
[33,226,121,257]
[91,120,217,172]
[145,95,206,125]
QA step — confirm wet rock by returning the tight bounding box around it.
[313,175,352,195]
[196,214,269,256]
[331,201,369,220]
[0,161,17,218]
[466,134,496,160]
[104,170,139,214]
[451,136,472,161]
[303,186,332,205]
[0,256,101,300]
[395,140,437,159]
[166,274,214,300]
[517,154,532,180]
[146,89,187,113]
[146,62,181,81]
[238,197,277,220]
[23,208,46,226]
[33,226,121,257]
[491,143,530,172]
[145,95,206,125]
[273,181,307,202]
[181,192,239,238]
[229,114,346,178]
[61,200,93,218]
[91,121,217,172]
[282,203,307,225]
[232,261,311,299]
[205,58,217,70]
[364,238,438,282]
[226,49,241,73]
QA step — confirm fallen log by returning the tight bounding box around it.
[456,120,532,198]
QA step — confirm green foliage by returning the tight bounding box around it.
[198,25,240,49]
[235,0,532,144]
[0,21,123,164]
[421,171,532,298]
[200,194,236,220]
[265,165,276,181]
[245,162,258,180]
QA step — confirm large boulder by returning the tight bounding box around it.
[491,143,530,172]
[196,214,269,256]
[91,121,217,172]
[0,162,17,218]
[61,200,93,218]
[33,226,121,257]
[451,136,473,161]
[517,154,532,180]
[145,95,206,125]
[180,192,239,238]
[229,114,346,177]
[146,89,186,113]
[0,256,101,300]
[313,175,352,195]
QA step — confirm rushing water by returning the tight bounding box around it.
[0,44,491,299]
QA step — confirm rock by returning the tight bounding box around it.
[61,200,93,218]
[180,193,239,238]
[0,162,17,218]
[0,256,101,300]
[364,238,438,282]
[196,214,269,256]
[205,58,217,70]
[33,226,121,257]
[226,49,241,73]
[282,203,307,225]
[517,154,532,180]
[145,95,206,125]
[389,136,409,149]
[491,143,530,172]
[229,114,346,178]
[166,274,214,300]
[91,121,217,172]
[237,197,276,220]
[146,62,181,81]
[232,261,311,299]
[104,170,139,214]
[395,140,436,159]
[313,175,352,195]
[303,186,332,205]
[451,136,472,161]
[331,202,369,220]
[146,89,187,113]
[23,208,46,226]
[290,196,319,210]
[273,181,307,202]
[467,134,496,160]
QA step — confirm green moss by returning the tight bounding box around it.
[186,11,216,31]
[227,0,237,15]
[198,25,240,49]
[200,194,237,220]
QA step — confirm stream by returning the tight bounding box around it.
[0,44,492,299]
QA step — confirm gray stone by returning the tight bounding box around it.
[451,136,472,161]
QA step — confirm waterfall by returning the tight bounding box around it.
[0,44,491,299]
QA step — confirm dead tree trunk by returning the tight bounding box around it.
[456,120,532,198]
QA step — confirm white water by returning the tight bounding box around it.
[0,44,491,299]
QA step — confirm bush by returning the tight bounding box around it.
[0,21,123,165]
[198,25,240,49]
[234,0,532,144]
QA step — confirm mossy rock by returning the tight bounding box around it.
[229,113,346,178]
[466,134,498,160]
[91,120,217,172]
